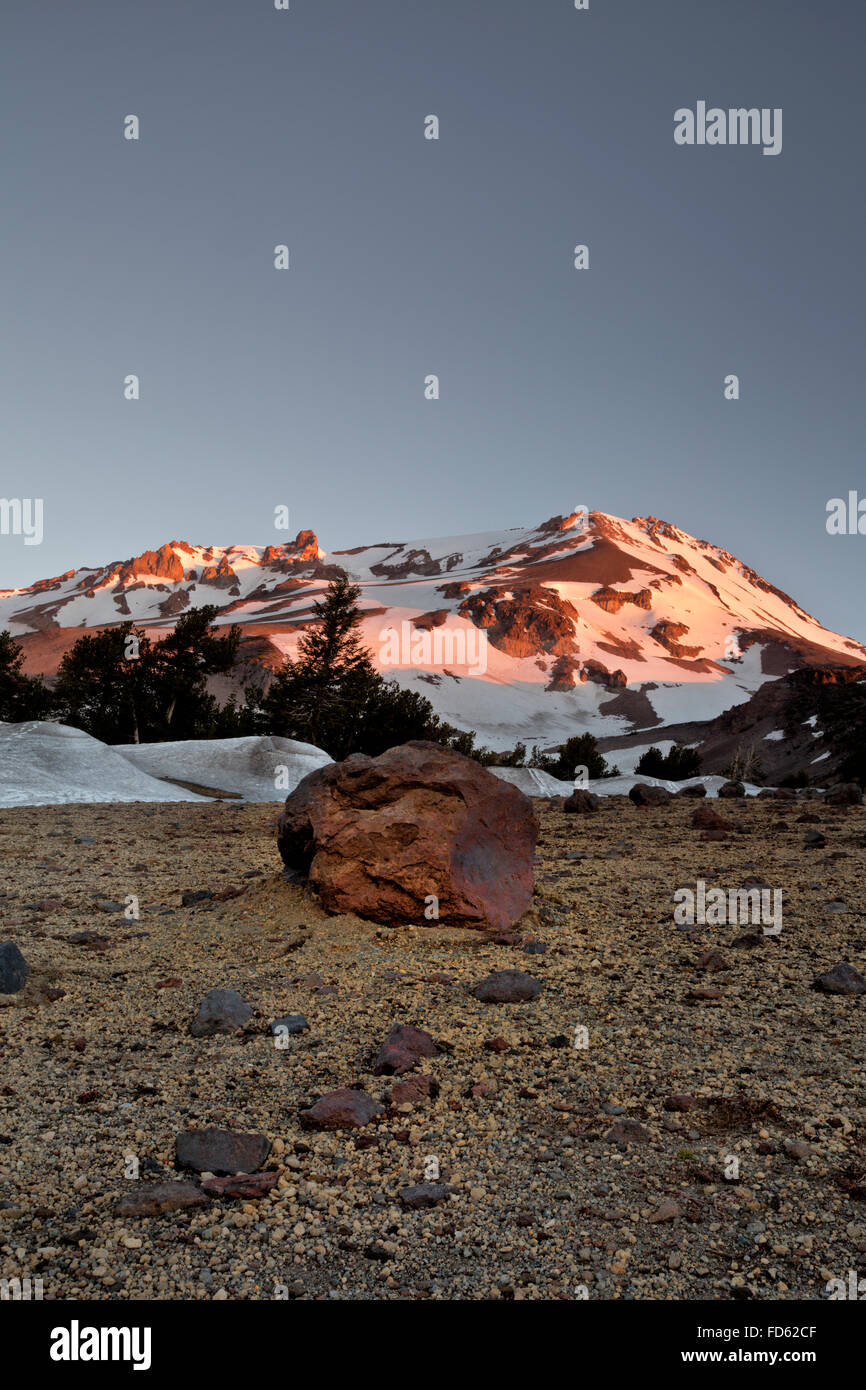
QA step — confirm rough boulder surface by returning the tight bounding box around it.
[825,782,863,806]
[718,780,746,799]
[277,740,538,930]
[563,789,599,813]
[113,1181,208,1218]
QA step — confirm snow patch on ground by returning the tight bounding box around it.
[0,724,331,806]
[0,722,208,807]
[117,736,331,802]
[489,767,573,798]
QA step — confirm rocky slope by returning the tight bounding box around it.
[598,665,866,788]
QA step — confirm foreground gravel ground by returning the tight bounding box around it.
[0,793,864,1301]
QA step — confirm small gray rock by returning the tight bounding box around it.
[270,1013,308,1038]
[398,1183,450,1209]
[190,988,253,1037]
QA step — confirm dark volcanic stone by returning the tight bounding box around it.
[473,970,543,1003]
[270,1013,308,1038]
[175,1127,271,1175]
[804,830,827,849]
[0,942,27,995]
[563,789,599,814]
[718,781,746,799]
[629,783,671,807]
[398,1183,450,1209]
[825,783,863,807]
[605,1118,649,1145]
[813,963,866,996]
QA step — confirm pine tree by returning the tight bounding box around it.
[149,606,240,739]
[54,623,151,743]
[55,607,240,743]
[261,577,471,759]
[262,577,379,755]
[0,629,54,723]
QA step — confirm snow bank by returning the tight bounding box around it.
[491,767,764,799]
[116,735,332,801]
[489,767,573,798]
[0,722,207,807]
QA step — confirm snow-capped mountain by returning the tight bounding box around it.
[3,510,864,752]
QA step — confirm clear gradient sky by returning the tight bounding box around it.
[2,1,864,639]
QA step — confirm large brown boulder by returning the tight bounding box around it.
[276,741,538,930]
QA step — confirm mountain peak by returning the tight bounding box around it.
[2,509,863,752]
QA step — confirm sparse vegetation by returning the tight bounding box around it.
[723,743,765,785]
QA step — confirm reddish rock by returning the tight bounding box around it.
[199,556,238,588]
[606,1119,649,1145]
[664,1094,698,1112]
[388,1075,440,1106]
[826,783,863,806]
[277,741,538,930]
[373,1024,439,1076]
[691,804,730,830]
[300,1089,384,1131]
[718,780,746,799]
[563,789,599,813]
[117,543,184,584]
[696,949,730,973]
[650,620,702,659]
[457,585,580,659]
[201,1171,280,1199]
